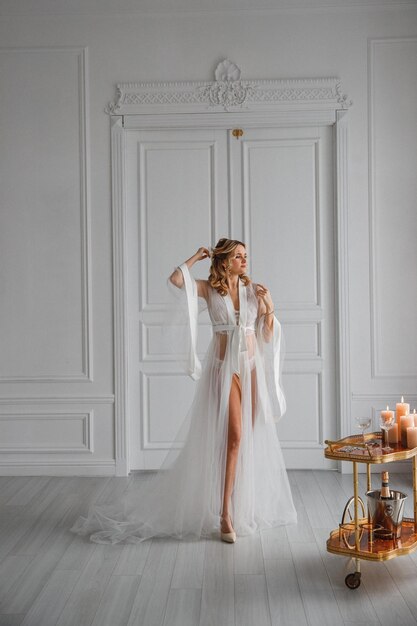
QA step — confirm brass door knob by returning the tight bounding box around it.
[232,129,244,140]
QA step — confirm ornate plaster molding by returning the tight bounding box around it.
[105,59,352,115]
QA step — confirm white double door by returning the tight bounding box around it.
[126,124,337,470]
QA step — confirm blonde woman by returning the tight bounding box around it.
[71,238,296,544]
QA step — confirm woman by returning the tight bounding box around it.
[71,238,296,544]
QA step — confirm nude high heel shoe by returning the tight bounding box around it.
[220,515,236,543]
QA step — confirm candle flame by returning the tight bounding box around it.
[401,396,404,402]
[386,405,389,411]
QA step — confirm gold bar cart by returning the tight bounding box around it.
[324,432,417,589]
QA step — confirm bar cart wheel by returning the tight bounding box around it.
[345,571,361,589]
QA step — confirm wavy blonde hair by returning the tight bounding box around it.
[208,238,251,296]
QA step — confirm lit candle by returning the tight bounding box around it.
[381,405,394,420]
[381,405,396,444]
[407,426,417,449]
[401,413,414,447]
[396,396,410,421]
[413,409,417,427]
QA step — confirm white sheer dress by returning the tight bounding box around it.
[71,264,297,543]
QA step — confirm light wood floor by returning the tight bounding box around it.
[1,470,417,626]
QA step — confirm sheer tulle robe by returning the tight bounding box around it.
[71,268,297,543]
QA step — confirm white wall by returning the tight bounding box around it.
[0,0,416,474]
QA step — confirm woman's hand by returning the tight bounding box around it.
[192,247,210,263]
[257,283,274,342]
[168,247,210,289]
[256,284,274,312]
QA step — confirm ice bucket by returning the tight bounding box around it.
[366,490,407,539]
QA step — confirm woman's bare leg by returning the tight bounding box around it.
[221,374,242,532]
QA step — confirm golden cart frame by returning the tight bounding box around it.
[324,432,417,589]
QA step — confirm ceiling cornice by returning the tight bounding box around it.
[0,0,416,18]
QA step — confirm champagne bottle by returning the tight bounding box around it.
[380,471,392,499]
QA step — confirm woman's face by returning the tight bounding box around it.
[228,245,247,276]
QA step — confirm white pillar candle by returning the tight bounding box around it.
[401,414,414,447]
[407,426,417,449]
[387,423,399,444]
[397,396,410,421]
[381,406,394,422]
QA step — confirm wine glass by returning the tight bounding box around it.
[379,413,395,452]
[355,416,372,443]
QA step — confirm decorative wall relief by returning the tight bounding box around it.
[105,59,352,115]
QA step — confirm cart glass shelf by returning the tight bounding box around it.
[324,431,417,463]
[328,517,417,562]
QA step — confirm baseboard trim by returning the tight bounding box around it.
[0,461,116,476]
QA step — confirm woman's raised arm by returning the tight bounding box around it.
[169,247,210,297]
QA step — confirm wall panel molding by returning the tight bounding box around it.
[282,321,321,359]
[0,395,114,405]
[123,110,338,129]
[280,370,324,445]
[141,370,325,450]
[140,320,212,362]
[140,371,189,451]
[137,139,218,312]
[0,46,93,383]
[0,460,115,477]
[242,137,321,309]
[111,115,129,476]
[368,37,417,381]
[334,110,351,439]
[78,46,94,383]
[140,319,322,361]
[352,393,417,401]
[0,410,94,453]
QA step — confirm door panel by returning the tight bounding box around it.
[244,138,319,305]
[127,126,336,470]
[125,128,228,469]
[229,126,336,468]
